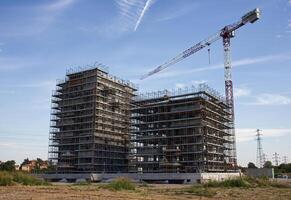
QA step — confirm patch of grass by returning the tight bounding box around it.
[138,182,150,188]
[0,171,50,186]
[104,177,135,191]
[202,176,291,189]
[269,182,290,188]
[183,185,216,197]
[73,181,91,186]
[0,171,13,186]
[204,178,250,188]
[12,172,50,186]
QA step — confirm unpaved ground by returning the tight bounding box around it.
[0,184,291,200]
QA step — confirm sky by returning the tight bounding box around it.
[0,0,290,167]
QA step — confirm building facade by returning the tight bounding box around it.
[130,84,235,173]
[49,67,136,173]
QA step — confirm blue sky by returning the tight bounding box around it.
[0,0,290,167]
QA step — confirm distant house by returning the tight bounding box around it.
[20,160,48,172]
[15,165,20,171]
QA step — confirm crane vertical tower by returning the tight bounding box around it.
[222,32,236,165]
[141,8,261,170]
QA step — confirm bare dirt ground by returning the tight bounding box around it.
[0,184,291,200]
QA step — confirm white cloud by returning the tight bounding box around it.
[0,56,37,71]
[191,80,207,85]
[157,3,198,22]
[16,80,56,89]
[44,0,75,12]
[134,0,155,31]
[175,83,185,89]
[0,1,75,37]
[174,80,207,90]
[251,93,291,105]
[236,128,291,142]
[234,87,251,98]
[116,0,155,31]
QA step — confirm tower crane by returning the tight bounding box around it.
[141,8,261,168]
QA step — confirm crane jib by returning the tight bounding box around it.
[182,45,204,58]
[141,8,261,80]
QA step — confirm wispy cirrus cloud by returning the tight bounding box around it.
[116,0,155,31]
[134,0,155,31]
[236,128,291,142]
[11,80,56,90]
[156,2,198,22]
[0,56,37,71]
[250,93,291,106]
[234,86,251,98]
[0,0,76,37]
[234,86,291,106]
[175,80,207,89]
[44,0,75,11]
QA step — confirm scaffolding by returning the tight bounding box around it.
[130,84,235,173]
[48,66,137,173]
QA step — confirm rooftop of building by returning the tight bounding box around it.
[55,64,138,90]
[134,83,227,105]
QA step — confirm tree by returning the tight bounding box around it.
[263,161,272,168]
[21,158,30,166]
[36,158,44,170]
[0,160,16,171]
[247,162,257,168]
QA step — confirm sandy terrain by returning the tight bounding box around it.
[0,184,291,200]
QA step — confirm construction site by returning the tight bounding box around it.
[45,8,261,183]
[130,85,235,173]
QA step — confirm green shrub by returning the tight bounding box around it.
[0,171,13,186]
[12,172,49,186]
[105,177,135,191]
[204,178,250,188]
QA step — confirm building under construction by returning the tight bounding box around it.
[46,67,238,182]
[130,84,235,173]
[48,66,137,173]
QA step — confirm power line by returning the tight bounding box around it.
[273,152,280,166]
[283,156,288,164]
[256,129,264,168]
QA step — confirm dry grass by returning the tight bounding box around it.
[0,182,291,200]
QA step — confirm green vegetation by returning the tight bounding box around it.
[0,171,13,186]
[172,176,291,198]
[104,177,135,191]
[204,177,250,188]
[203,176,290,188]
[12,172,49,186]
[0,160,16,172]
[0,171,50,186]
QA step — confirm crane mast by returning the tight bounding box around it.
[141,8,261,169]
